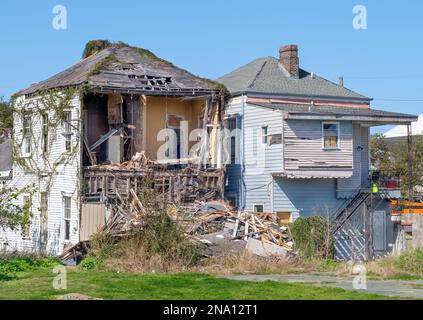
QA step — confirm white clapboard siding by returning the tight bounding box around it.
[0,93,81,255]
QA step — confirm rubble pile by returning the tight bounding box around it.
[61,189,294,264]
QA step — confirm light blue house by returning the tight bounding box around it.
[218,45,417,260]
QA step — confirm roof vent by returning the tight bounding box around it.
[339,76,344,87]
[311,72,315,79]
[279,45,299,78]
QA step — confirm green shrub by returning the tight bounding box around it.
[290,216,333,259]
[79,256,103,270]
[0,256,59,279]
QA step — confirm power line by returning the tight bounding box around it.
[373,98,423,102]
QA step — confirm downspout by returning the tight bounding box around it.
[241,94,246,210]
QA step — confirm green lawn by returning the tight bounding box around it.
[0,267,395,300]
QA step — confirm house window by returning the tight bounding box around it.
[261,126,268,145]
[230,137,236,164]
[23,115,31,155]
[253,204,264,213]
[63,196,71,241]
[62,111,72,152]
[42,114,48,154]
[40,192,48,218]
[22,196,31,239]
[323,122,340,149]
[226,117,237,164]
[226,118,237,130]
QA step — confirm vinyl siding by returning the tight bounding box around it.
[273,177,345,219]
[284,120,353,171]
[224,96,244,207]
[337,124,363,198]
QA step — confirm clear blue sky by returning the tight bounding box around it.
[1,0,422,132]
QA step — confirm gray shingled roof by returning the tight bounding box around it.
[0,139,12,172]
[17,46,219,96]
[217,57,370,101]
[251,102,418,122]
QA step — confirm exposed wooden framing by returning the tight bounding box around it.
[83,167,224,205]
[199,99,210,169]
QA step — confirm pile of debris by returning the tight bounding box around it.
[189,208,294,258]
[61,190,294,264]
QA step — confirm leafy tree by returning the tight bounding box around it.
[0,97,13,129]
[371,134,423,196]
[371,134,392,172]
[0,188,31,231]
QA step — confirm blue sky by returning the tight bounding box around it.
[0,0,422,132]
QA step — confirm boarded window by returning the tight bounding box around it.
[323,122,340,149]
[63,196,71,241]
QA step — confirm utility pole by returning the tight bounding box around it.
[407,124,413,211]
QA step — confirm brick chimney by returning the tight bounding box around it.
[279,45,299,78]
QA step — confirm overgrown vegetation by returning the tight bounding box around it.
[290,216,333,259]
[0,97,13,137]
[0,255,58,280]
[87,54,120,77]
[0,186,34,231]
[81,187,201,273]
[363,249,423,280]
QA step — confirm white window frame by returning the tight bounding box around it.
[22,195,31,240]
[322,121,340,150]
[253,204,265,213]
[63,196,72,241]
[261,126,268,145]
[62,110,72,152]
[22,115,32,157]
[41,113,49,154]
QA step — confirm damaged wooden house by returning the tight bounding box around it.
[2,42,226,255]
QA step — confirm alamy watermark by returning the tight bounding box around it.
[351,263,367,290]
[52,5,67,30]
[52,265,67,290]
[353,5,367,30]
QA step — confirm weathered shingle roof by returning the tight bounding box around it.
[217,57,370,101]
[16,46,219,96]
[251,102,418,123]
